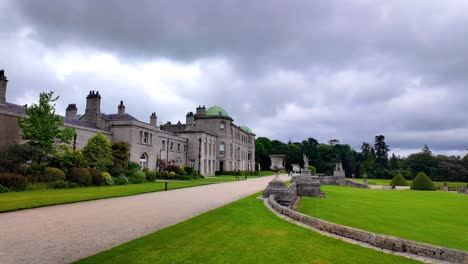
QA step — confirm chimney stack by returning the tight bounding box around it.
[118,100,126,115]
[83,90,102,124]
[150,112,157,126]
[66,104,78,119]
[196,105,206,116]
[0,70,8,104]
[186,111,195,128]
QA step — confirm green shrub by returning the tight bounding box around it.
[125,161,140,177]
[129,170,146,184]
[145,170,157,181]
[183,166,194,175]
[0,184,8,193]
[83,133,113,171]
[43,167,66,182]
[0,172,28,191]
[168,171,176,178]
[308,166,317,175]
[51,148,88,170]
[156,171,169,179]
[101,172,114,185]
[113,176,128,185]
[88,168,106,186]
[390,172,408,186]
[0,143,45,174]
[178,167,187,175]
[410,172,436,191]
[67,168,92,186]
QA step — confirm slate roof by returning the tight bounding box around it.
[0,102,26,115]
[0,102,98,129]
[101,113,139,121]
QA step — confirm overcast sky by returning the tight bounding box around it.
[1,0,467,156]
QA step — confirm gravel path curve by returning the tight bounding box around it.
[0,175,287,264]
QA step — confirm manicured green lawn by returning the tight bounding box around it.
[0,179,225,213]
[297,185,468,251]
[77,194,420,264]
[354,178,467,187]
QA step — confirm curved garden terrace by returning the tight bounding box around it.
[296,185,468,251]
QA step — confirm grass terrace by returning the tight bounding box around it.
[297,185,468,251]
[0,178,235,213]
[76,194,420,264]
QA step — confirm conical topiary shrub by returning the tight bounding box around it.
[410,172,435,191]
[390,172,408,186]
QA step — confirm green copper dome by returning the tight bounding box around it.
[206,105,229,117]
[240,125,252,133]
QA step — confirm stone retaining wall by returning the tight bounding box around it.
[267,195,468,264]
[344,179,369,189]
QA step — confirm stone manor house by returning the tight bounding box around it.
[0,70,256,176]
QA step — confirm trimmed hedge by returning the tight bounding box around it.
[390,173,408,186]
[43,167,66,182]
[89,168,106,186]
[67,168,92,186]
[129,171,146,184]
[410,172,436,191]
[0,172,27,191]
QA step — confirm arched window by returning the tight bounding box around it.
[220,121,226,130]
[219,142,225,156]
[140,153,148,170]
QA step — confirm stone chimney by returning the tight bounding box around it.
[118,100,126,115]
[196,105,206,116]
[150,112,157,126]
[0,70,8,104]
[83,90,101,124]
[66,104,78,119]
[186,112,195,127]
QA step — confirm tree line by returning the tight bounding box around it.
[255,136,468,182]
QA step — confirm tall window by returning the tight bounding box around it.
[170,142,174,151]
[162,140,166,150]
[143,132,149,144]
[220,121,225,130]
[219,142,225,156]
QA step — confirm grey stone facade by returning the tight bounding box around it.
[160,105,256,174]
[0,70,255,176]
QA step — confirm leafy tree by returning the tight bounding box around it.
[374,135,389,168]
[360,142,372,159]
[438,161,467,182]
[389,153,400,170]
[404,152,437,178]
[112,142,130,169]
[18,92,75,153]
[83,133,113,171]
[255,137,272,170]
[328,139,340,146]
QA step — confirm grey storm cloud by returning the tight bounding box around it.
[1,0,468,156]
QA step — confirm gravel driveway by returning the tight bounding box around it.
[0,175,287,264]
